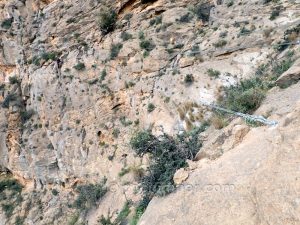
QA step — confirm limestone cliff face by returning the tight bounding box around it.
[0,0,299,224]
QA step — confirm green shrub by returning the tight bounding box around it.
[125,81,135,88]
[123,13,133,21]
[112,128,120,138]
[1,18,13,29]
[275,24,300,52]
[98,8,117,35]
[68,213,79,225]
[226,0,234,7]
[47,143,54,150]
[41,52,57,61]
[147,103,155,113]
[130,128,206,195]
[140,40,155,52]
[2,203,14,218]
[100,69,107,82]
[2,93,17,108]
[129,126,206,224]
[9,76,19,85]
[239,26,251,36]
[74,178,107,211]
[130,201,147,225]
[110,43,123,59]
[184,74,194,84]
[88,78,99,85]
[207,69,220,78]
[73,62,86,71]
[130,131,158,155]
[66,18,76,24]
[189,44,200,56]
[52,189,59,196]
[99,215,114,225]
[15,216,25,225]
[178,13,193,23]
[115,201,131,223]
[220,77,266,113]
[31,55,41,66]
[0,177,23,218]
[20,109,35,122]
[138,31,145,40]
[192,2,213,22]
[213,39,227,48]
[269,8,280,20]
[149,15,162,26]
[118,168,130,177]
[0,178,23,193]
[120,116,133,127]
[120,31,133,41]
[273,58,294,78]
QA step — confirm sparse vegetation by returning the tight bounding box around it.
[149,15,162,26]
[20,109,35,122]
[0,177,23,218]
[269,7,280,20]
[140,39,156,52]
[110,43,123,59]
[73,62,86,71]
[1,18,13,29]
[207,69,220,78]
[66,18,76,24]
[120,116,133,127]
[68,213,80,225]
[118,167,130,177]
[74,178,107,211]
[210,113,228,129]
[2,93,17,108]
[220,77,267,113]
[120,31,133,41]
[112,128,120,138]
[52,189,59,196]
[184,74,194,85]
[15,216,25,225]
[9,76,20,85]
[226,0,234,7]
[213,39,227,48]
[275,24,300,52]
[98,201,132,224]
[98,8,117,35]
[239,26,251,36]
[100,69,107,83]
[190,2,213,22]
[178,13,193,23]
[147,103,155,113]
[41,52,57,61]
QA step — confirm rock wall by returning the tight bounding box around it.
[0,0,299,224]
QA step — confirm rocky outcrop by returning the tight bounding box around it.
[138,83,300,225]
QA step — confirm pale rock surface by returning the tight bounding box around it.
[139,83,300,225]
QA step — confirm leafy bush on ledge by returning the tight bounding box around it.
[98,8,117,35]
[74,178,107,211]
[129,125,207,224]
